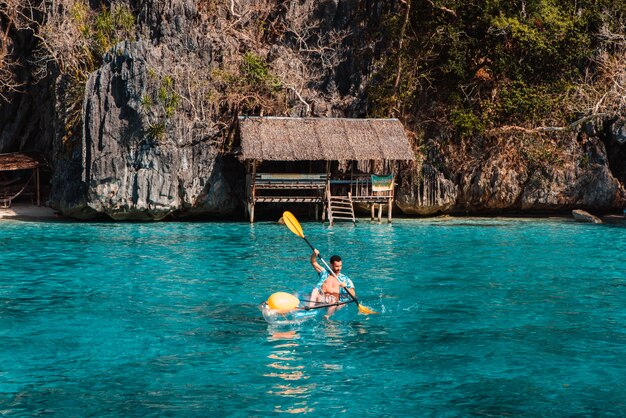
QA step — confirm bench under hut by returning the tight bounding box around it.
[238,116,415,224]
[0,153,40,208]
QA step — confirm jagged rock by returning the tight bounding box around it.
[521,138,625,211]
[50,40,238,220]
[45,0,393,220]
[572,209,602,223]
[6,1,626,219]
[445,134,626,214]
[611,117,626,144]
[396,162,458,215]
[520,164,622,210]
[457,156,527,211]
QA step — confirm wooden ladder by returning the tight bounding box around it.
[326,190,356,225]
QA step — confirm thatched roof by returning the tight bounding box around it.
[239,117,415,161]
[0,153,39,171]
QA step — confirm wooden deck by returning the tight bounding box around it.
[246,173,327,222]
[246,171,395,223]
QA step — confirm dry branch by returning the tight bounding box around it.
[487,113,611,136]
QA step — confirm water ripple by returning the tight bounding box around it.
[2,218,626,415]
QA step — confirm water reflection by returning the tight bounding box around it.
[264,328,314,414]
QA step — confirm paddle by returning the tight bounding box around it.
[282,211,378,315]
[302,300,353,311]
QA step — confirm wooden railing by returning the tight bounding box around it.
[245,171,395,222]
[330,174,393,201]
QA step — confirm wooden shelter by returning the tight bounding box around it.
[239,117,415,223]
[0,153,40,208]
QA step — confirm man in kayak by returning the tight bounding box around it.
[309,249,356,318]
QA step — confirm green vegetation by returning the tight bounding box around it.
[65,1,136,74]
[142,72,182,142]
[40,1,137,148]
[210,52,286,114]
[450,108,485,137]
[241,52,282,93]
[92,4,136,56]
[157,76,181,118]
[146,120,167,142]
[368,0,626,138]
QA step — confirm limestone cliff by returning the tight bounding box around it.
[50,40,237,220]
[1,0,625,219]
[44,0,390,220]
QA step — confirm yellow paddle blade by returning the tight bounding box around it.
[282,211,304,238]
[357,304,379,315]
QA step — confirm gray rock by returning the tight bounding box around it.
[396,162,458,215]
[611,117,626,144]
[456,156,527,211]
[520,139,624,211]
[572,209,602,223]
[7,0,626,220]
[50,40,238,220]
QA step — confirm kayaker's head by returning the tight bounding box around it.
[329,255,342,275]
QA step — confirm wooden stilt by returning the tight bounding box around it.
[35,167,40,206]
[388,197,393,223]
[324,161,330,224]
[371,204,375,220]
[377,203,383,222]
[250,161,256,223]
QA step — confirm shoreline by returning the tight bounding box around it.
[0,203,64,221]
[1,203,624,224]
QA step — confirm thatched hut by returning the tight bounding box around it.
[0,153,40,208]
[238,116,415,223]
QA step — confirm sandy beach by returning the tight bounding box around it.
[0,203,63,220]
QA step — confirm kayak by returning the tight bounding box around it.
[260,290,354,325]
[260,301,320,325]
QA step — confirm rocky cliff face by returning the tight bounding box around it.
[395,130,625,215]
[49,40,238,220]
[396,163,458,215]
[2,0,626,219]
[46,0,391,219]
[47,1,242,220]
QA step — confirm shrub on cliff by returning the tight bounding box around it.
[368,0,626,134]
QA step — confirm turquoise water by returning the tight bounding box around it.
[1,217,625,416]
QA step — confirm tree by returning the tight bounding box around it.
[0,0,42,100]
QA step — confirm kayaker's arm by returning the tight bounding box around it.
[341,284,356,299]
[310,249,324,273]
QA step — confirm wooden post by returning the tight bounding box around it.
[250,165,255,223]
[371,204,375,221]
[388,171,395,223]
[350,160,354,197]
[35,167,40,206]
[325,161,331,223]
[377,202,383,222]
[244,162,250,219]
[326,183,333,226]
